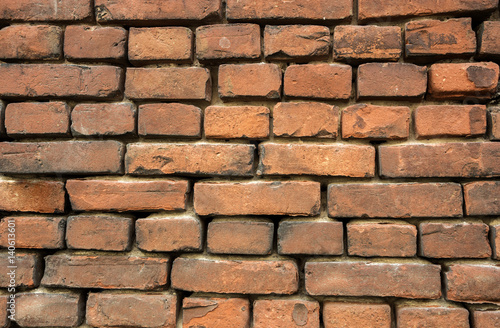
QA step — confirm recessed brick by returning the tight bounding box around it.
[205,106,270,139]
[479,21,500,58]
[0,0,92,21]
[463,181,500,216]
[446,264,500,303]
[397,304,469,328]
[323,302,391,328]
[64,25,127,61]
[0,252,42,288]
[253,299,320,328]
[5,102,70,137]
[138,103,201,138]
[0,179,65,213]
[278,220,343,255]
[0,25,62,60]
[71,103,136,136]
[183,297,250,328]
[0,216,65,249]
[489,107,500,140]
[17,293,84,327]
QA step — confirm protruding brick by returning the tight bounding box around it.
[305,261,441,298]
[334,25,401,62]
[328,183,463,218]
[0,179,65,213]
[172,257,299,294]
[492,221,500,259]
[489,107,500,140]
[323,302,391,328]
[66,214,132,251]
[126,67,211,101]
[208,219,273,255]
[205,106,269,139]
[463,181,500,216]
[479,21,500,58]
[0,216,65,249]
[64,25,127,61]
[379,142,500,178]
[428,62,500,99]
[357,63,427,99]
[219,63,282,99]
[0,0,92,21]
[87,292,176,328]
[341,104,410,140]
[0,25,62,60]
[445,265,500,303]
[265,25,330,60]
[253,299,320,328]
[278,220,343,255]
[397,304,469,328]
[284,64,352,99]
[473,310,500,327]
[71,103,135,136]
[5,102,70,137]
[17,293,84,327]
[128,27,193,64]
[0,252,42,288]
[183,297,250,328]
[138,103,201,137]
[67,179,188,212]
[42,255,169,289]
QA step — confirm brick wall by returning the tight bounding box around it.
[0,0,499,327]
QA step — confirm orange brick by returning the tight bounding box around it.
[183,297,250,328]
[0,0,92,21]
[323,302,391,328]
[479,21,500,58]
[491,221,500,259]
[205,106,269,139]
[138,103,201,137]
[489,107,500,140]
[0,25,62,60]
[17,293,84,327]
[397,304,469,328]
[473,310,500,327]
[219,63,282,99]
[64,25,127,61]
[0,179,65,213]
[0,253,42,288]
[445,264,500,303]
[463,181,500,216]
[278,220,343,255]
[71,103,136,136]
[253,299,320,328]
[5,102,70,137]
[0,216,65,249]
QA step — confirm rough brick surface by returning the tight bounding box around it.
[138,103,201,137]
[0,25,62,60]
[445,265,500,303]
[492,221,500,259]
[490,108,500,140]
[71,103,136,136]
[278,220,343,255]
[0,179,65,213]
[0,296,7,328]
[323,303,391,328]
[183,297,250,328]
[463,181,500,216]
[0,252,42,288]
[0,216,65,249]
[16,293,83,327]
[265,25,330,60]
[479,21,500,58]
[5,102,70,137]
[473,310,500,327]
[64,25,127,61]
[0,0,92,21]
[205,106,270,139]
[253,299,320,328]
[397,305,470,328]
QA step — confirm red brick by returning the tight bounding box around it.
[0,64,123,99]
[95,0,221,23]
[197,24,260,61]
[194,181,321,216]
[328,183,463,218]
[42,254,169,289]
[419,221,491,258]
[284,64,352,99]
[341,104,410,140]
[126,143,254,176]
[87,292,176,328]
[0,141,123,174]
[207,219,273,255]
[379,142,500,178]
[126,67,211,101]
[273,102,338,138]
[253,299,320,328]
[0,102,5,138]
[473,310,500,327]
[357,63,427,99]
[334,25,401,62]
[428,62,500,100]
[463,181,500,216]
[0,252,42,288]
[172,257,298,294]
[347,221,417,257]
[136,215,202,252]
[278,220,343,255]
[0,296,7,327]
[17,292,84,327]
[265,25,330,60]
[305,261,441,298]
[71,103,136,136]
[492,221,500,259]
[323,302,391,328]
[138,103,201,137]
[64,25,126,61]
[226,0,352,21]
[0,25,62,60]
[0,216,64,249]
[66,214,132,251]
[219,63,282,99]
[0,179,65,213]
[5,102,70,137]
[128,27,193,64]
[67,179,188,212]
[445,264,500,303]
[405,18,476,57]
[205,106,269,139]
[479,21,500,58]
[0,0,92,21]
[183,297,250,328]
[414,105,486,138]
[489,107,500,140]
[397,304,469,328]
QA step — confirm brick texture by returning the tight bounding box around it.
[0,0,92,21]
[253,299,320,328]
[0,25,62,60]
[183,297,250,328]
[138,103,201,137]
[323,302,391,328]
[463,181,500,216]
[204,106,270,139]
[71,103,136,136]
[265,25,330,60]
[0,252,43,288]
[64,25,127,61]
[0,179,65,213]
[5,102,70,137]
[0,216,65,249]
[219,63,282,99]
[445,265,500,303]
[396,304,470,328]
[479,21,500,58]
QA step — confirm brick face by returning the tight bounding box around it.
[138,103,201,137]
[0,25,62,60]
[5,102,70,137]
[0,0,92,21]
[0,216,65,249]
[183,297,250,328]
[204,106,270,139]
[71,103,136,136]
[396,305,470,328]
[64,25,127,61]
[0,179,65,213]
[445,265,500,303]
[265,25,330,60]
[253,299,320,328]
[323,303,391,328]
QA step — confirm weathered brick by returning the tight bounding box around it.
[347,221,417,257]
[42,254,169,289]
[71,103,136,136]
[357,63,427,99]
[66,214,133,251]
[428,62,500,99]
[492,220,500,259]
[5,102,70,137]
[273,102,338,138]
[463,181,500,216]
[219,63,282,99]
[473,310,500,327]
[183,297,250,328]
[0,0,92,21]
[284,64,352,99]
[397,304,470,328]
[67,179,188,212]
[205,106,269,139]
[419,221,491,258]
[323,302,391,328]
[328,183,463,218]
[87,292,176,328]
[0,296,7,327]
[341,104,410,140]
[0,101,5,138]
[414,105,486,138]
[17,292,84,327]
[379,142,500,178]
[489,107,500,140]
[128,27,193,64]
[0,141,123,174]
[126,143,254,176]
[138,103,201,137]
[172,257,298,294]
[306,261,441,298]
[0,25,62,60]
[136,215,202,252]
[265,25,330,60]
[0,179,65,213]
[0,252,42,288]
[253,299,320,328]
[334,25,401,62]
[445,264,500,303]
[64,25,127,61]
[208,219,273,255]
[479,21,500,58]
[0,216,65,249]
[278,220,343,255]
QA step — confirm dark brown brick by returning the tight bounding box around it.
[479,21,500,58]
[463,181,500,216]
[265,25,330,60]
[0,179,65,213]
[0,25,62,60]
[0,252,42,288]
[253,299,320,328]
[219,63,282,99]
[0,216,65,249]
[5,102,70,137]
[397,304,469,328]
[183,297,250,328]
[138,103,201,137]
[445,264,500,303]
[64,25,127,61]
[278,220,343,255]
[71,103,136,136]
[17,293,84,327]
[0,0,92,21]
[323,302,391,328]
[205,106,270,139]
